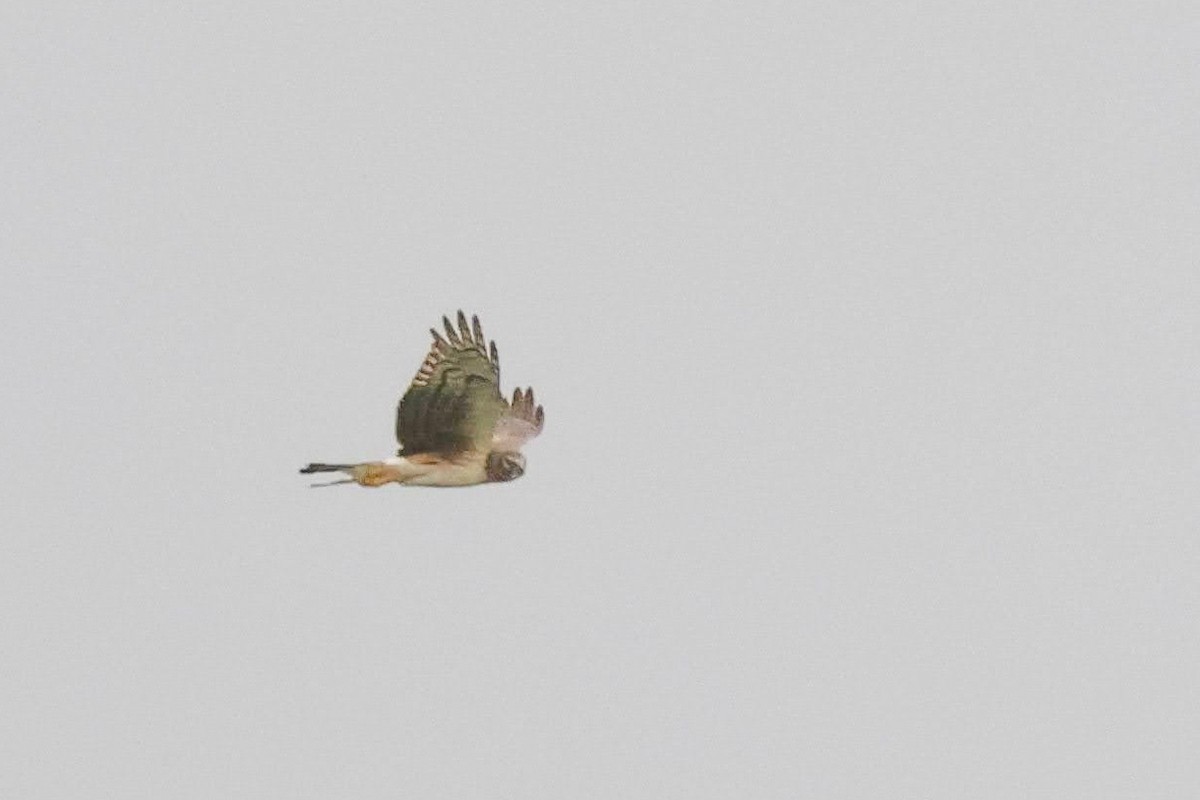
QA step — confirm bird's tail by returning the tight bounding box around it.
[299,463,357,474]
[300,462,362,488]
[300,460,399,488]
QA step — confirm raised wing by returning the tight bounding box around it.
[491,386,545,452]
[395,311,507,457]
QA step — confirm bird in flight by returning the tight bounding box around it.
[300,311,544,487]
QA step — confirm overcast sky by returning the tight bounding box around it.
[3,2,1197,798]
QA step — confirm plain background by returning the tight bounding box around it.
[2,1,1197,797]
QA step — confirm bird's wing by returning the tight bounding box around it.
[395,311,508,457]
[491,386,545,452]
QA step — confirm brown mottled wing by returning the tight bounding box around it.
[395,311,507,457]
[491,386,545,452]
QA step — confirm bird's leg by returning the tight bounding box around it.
[299,460,408,487]
[350,462,400,487]
[308,477,357,488]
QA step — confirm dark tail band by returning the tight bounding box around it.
[299,463,354,474]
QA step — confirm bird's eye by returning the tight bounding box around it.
[486,452,525,482]
[504,455,526,479]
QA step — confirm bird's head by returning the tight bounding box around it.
[486,451,526,482]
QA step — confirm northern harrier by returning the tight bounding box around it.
[300,311,544,487]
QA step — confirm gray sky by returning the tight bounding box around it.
[3,1,1198,798]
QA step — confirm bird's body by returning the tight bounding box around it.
[300,312,544,488]
[310,454,488,487]
[379,454,489,487]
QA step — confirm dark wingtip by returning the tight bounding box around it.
[472,315,485,350]
[442,315,462,344]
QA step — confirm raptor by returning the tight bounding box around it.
[300,311,544,487]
